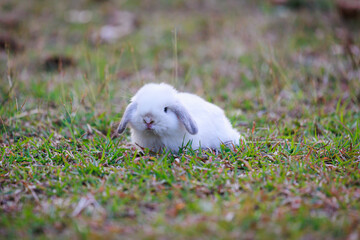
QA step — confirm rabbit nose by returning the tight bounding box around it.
[143,115,154,124]
[143,115,154,128]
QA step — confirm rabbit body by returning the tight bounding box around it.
[118,83,244,152]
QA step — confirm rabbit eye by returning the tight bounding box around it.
[164,107,168,113]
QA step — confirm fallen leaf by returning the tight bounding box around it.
[65,10,93,24]
[336,0,360,20]
[43,55,75,71]
[72,193,105,217]
[91,11,138,44]
[0,33,23,53]
[0,12,22,29]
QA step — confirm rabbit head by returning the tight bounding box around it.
[117,83,198,137]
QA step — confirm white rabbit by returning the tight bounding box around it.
[117,83,245,152]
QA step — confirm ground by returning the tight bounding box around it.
[1,0,360,239]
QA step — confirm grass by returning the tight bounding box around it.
[1,0,360,239]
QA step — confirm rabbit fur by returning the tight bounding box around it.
[118,83,244,152]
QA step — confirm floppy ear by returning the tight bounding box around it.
[169,104,198,135]
[117,102,137,134]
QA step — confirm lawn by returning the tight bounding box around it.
[1,0,360,239]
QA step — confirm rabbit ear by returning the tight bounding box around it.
[169,104,198,135]
[117,102,137,134]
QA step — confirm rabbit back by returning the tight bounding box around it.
[174,93,241,149]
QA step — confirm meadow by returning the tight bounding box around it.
[1,0,360,239]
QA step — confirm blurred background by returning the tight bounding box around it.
[0,0,359,140]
